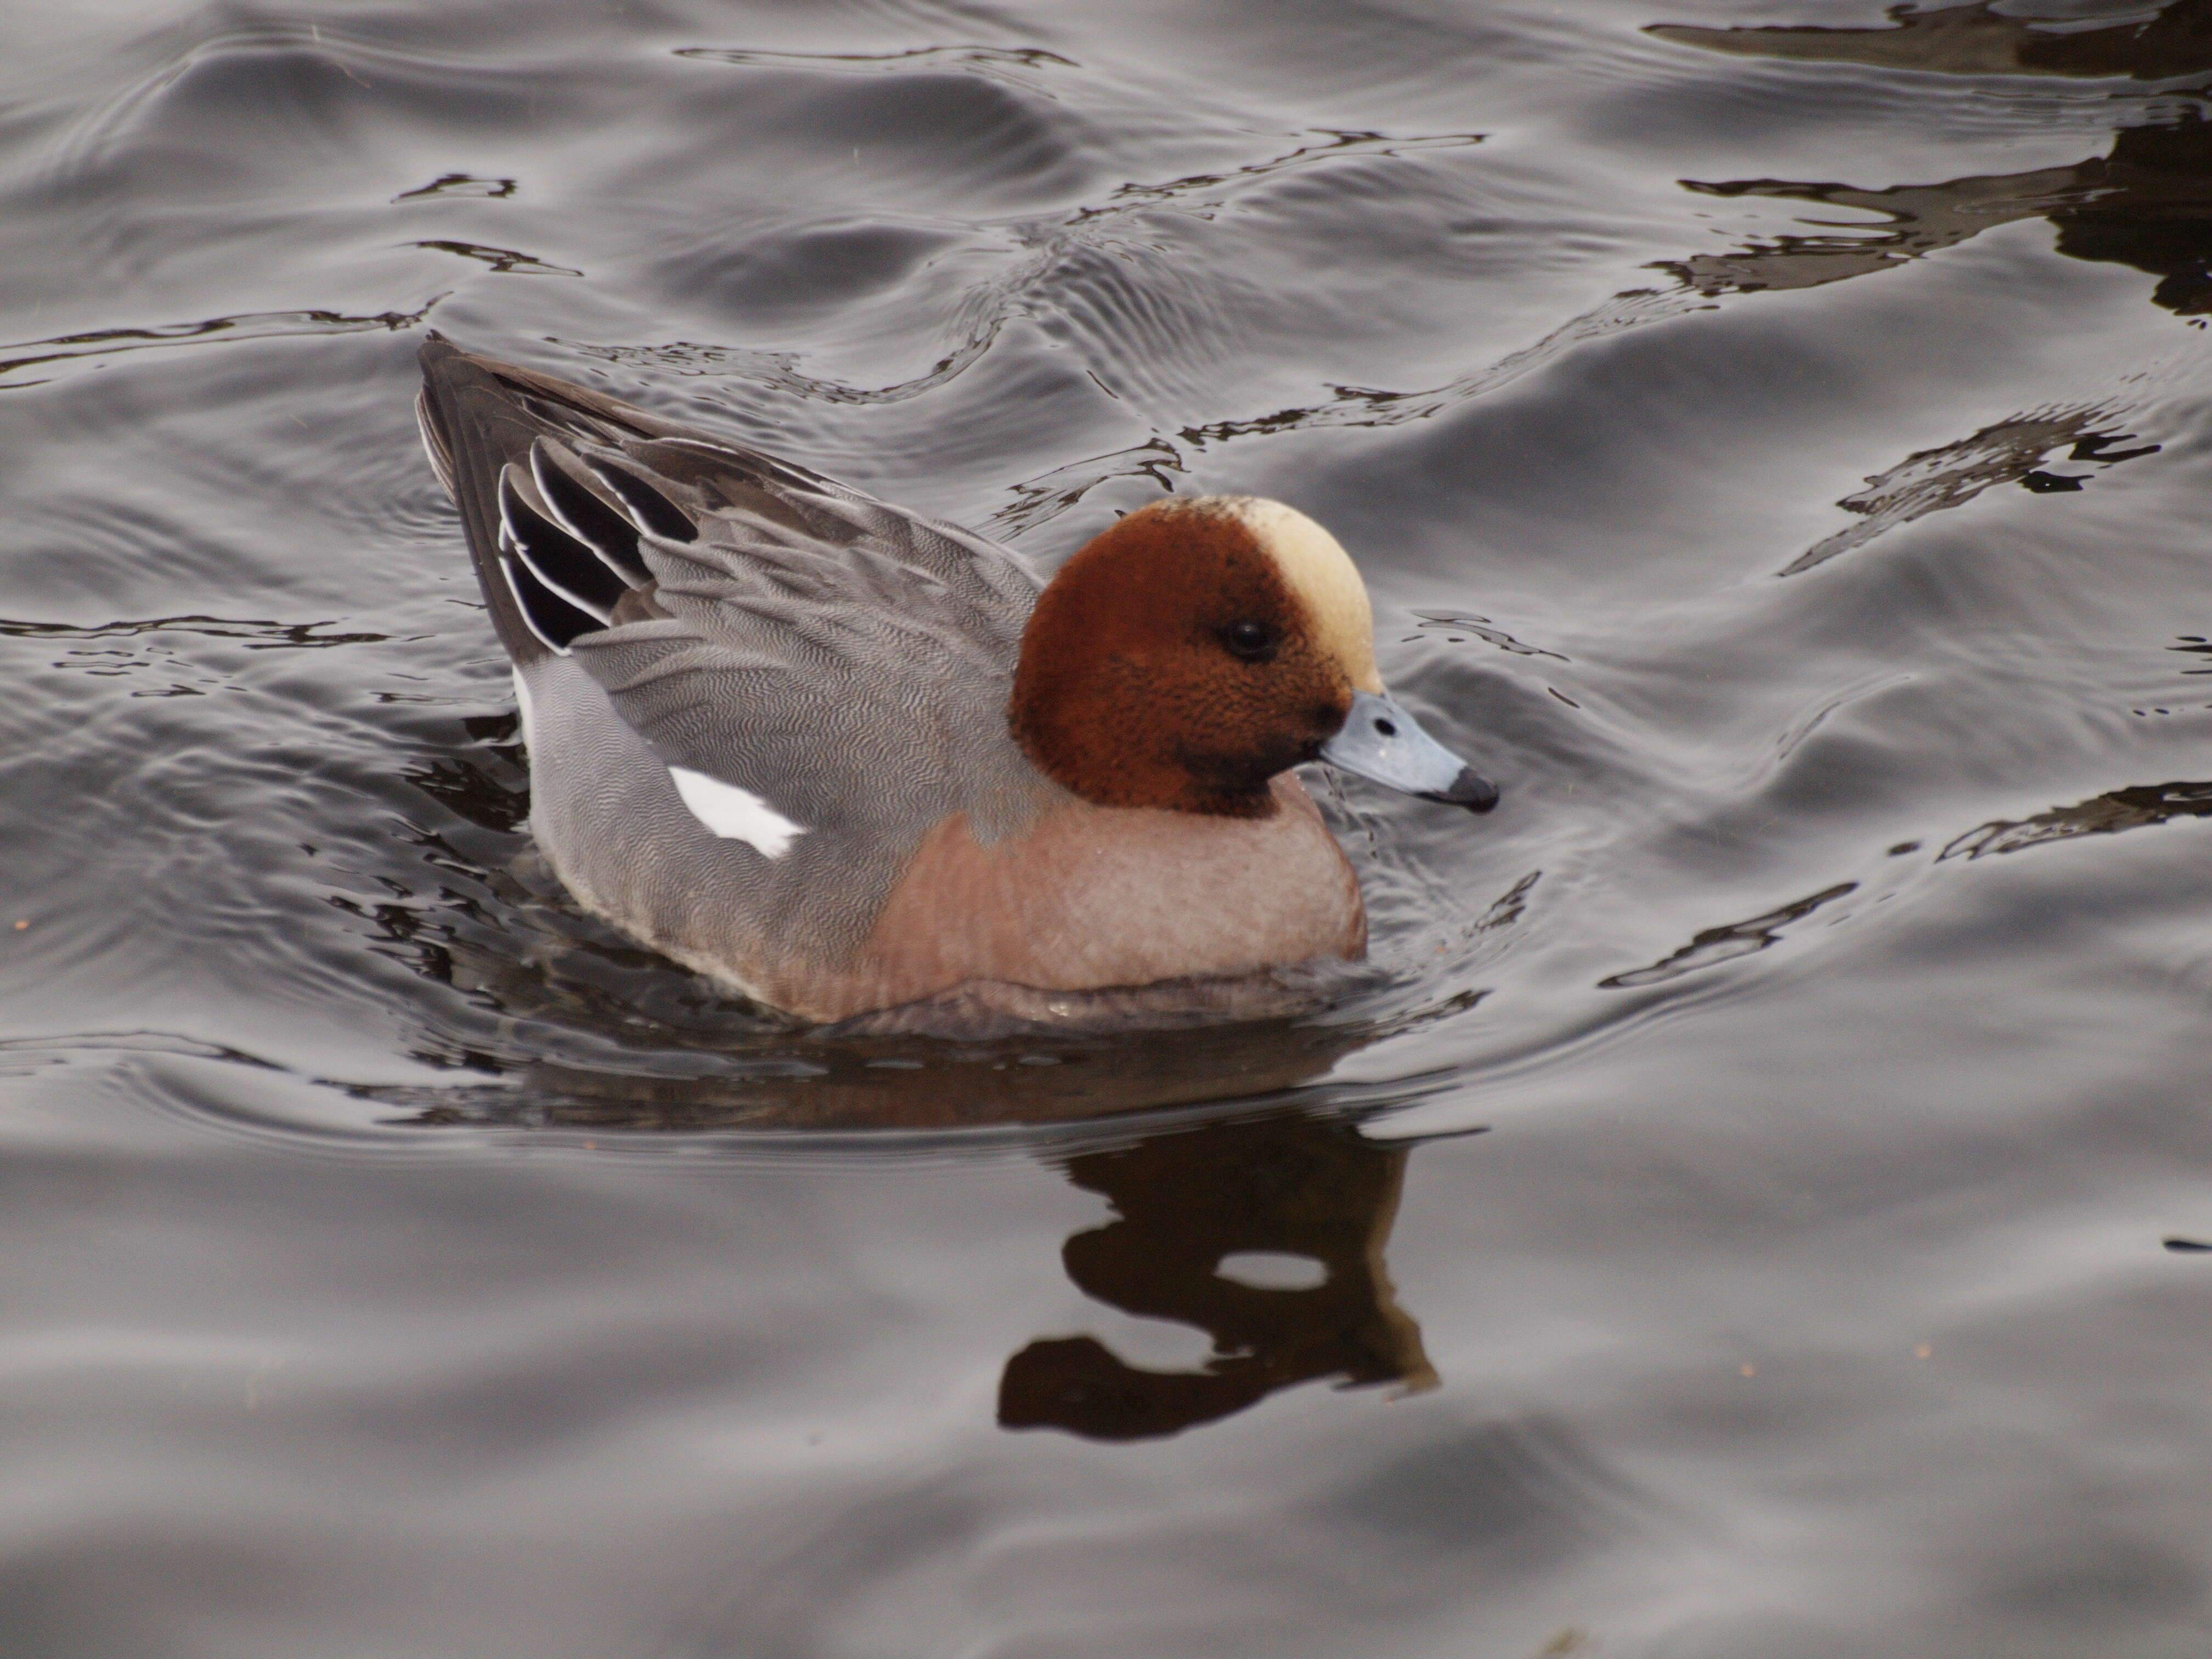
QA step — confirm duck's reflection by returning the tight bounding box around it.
[1000,1110,1435,1442]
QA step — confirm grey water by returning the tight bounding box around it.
[7,0,2212,1653]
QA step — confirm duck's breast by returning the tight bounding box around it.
[810,772,1364,1018]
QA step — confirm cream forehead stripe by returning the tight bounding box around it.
[668,766,809,859]
[1220,498,1383,693]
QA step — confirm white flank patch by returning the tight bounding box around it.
[668,765,808,859]
[511,668,536,752]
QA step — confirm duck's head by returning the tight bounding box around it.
[1010,495,1498,819]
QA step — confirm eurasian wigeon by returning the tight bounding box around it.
[415,336,1497,1029]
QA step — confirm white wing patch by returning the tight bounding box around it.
[667,765,808,859]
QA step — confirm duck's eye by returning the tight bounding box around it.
[1218,620,1278,662]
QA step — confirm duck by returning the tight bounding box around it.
[414,335,1497,1031]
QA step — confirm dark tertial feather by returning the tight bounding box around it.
[499,471,624,623]
[529,445,649,583]
[587,457,698,544]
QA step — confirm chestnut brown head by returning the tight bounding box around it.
[1009,496,1497,817]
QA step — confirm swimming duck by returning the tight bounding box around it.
[415,336,1496,1029]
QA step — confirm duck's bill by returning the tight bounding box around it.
[1320,690,1499,813]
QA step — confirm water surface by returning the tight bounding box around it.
[6,1,2212,1654]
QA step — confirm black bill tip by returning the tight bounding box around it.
[1424,766,1499,814]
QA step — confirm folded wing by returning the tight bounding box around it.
[416,336,1047,842]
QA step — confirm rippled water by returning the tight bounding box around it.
[8,0,2212,1652]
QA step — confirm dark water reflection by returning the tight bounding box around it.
[9,0,2212,1652]
[1657,105,2212,321]
[1650,0,2212,83]
[1000,1111,1436,1442]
